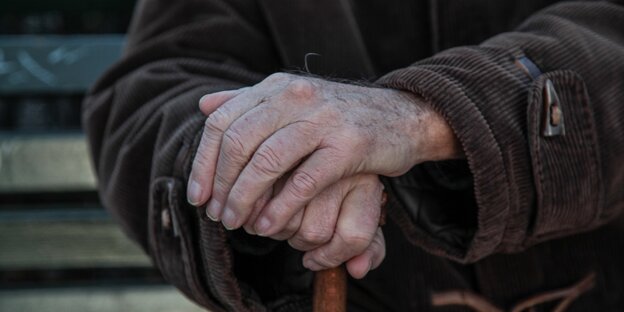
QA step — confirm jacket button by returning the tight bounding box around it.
[543,79,565,137]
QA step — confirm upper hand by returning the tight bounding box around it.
[187,72,459,236]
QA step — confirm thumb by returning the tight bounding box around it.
[198,87,247,115]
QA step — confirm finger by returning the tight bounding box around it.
[209,77,332,225]
[210,103,299,228]
[220,122,320,230]
[253,148,351,236]
[345,228,386,279]
[287,180,346,251]
[187,89,257,207]
[204,76,314,217]
[188,89,241,207]
[268,209,304,241]
[242,187,273,235]
[188,86,274,209]
[302,178,382,270]
[243,174,289,235]
[198,88,246,116]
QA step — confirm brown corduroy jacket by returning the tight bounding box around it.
[83,0,624,310]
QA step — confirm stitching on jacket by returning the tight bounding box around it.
[574,77,603,226]
[384,66,511,261]
[528,72,603,242]
[529,76,545,241]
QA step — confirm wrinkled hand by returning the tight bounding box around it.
[276,172,387,279]
[187,73,459,276]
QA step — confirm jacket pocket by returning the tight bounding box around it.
[526,70,603,241]
[148,177,218,309]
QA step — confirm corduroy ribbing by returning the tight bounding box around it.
[82,0,624,310]
[378,61,514,263]
[376,1,624,263]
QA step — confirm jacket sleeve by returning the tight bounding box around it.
[83,0,312,311]
[377,1,624,263]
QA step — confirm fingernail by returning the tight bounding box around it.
[187,180,202,206]
[255,217,271,236]
[206,199,221,221]
[199,94,210,104]
[243,224,257,235]
[221,208,237,230]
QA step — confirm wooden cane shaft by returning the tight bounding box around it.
[313,266,347,312]
[312,191,386,311]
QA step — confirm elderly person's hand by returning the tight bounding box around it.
[245,172,387,279]
[187,73,460,276]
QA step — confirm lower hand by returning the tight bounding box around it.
[251,173,387,279]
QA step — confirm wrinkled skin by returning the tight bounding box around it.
[187,73,460,278]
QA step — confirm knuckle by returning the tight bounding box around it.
[204,109,229,134]
[266,72,290,83]
[222,128,248,161]
[289,170,320,200]
[212,171,229,192]
[252,145,283,176]
[286,79,316,99]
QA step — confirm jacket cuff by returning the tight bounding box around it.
[145,122,268,312]
[376,40,606,262]
[378,57,515,262]
[158,126,311,311]
[148,177,265,311]
[524,71,603,243]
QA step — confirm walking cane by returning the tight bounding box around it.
[312,192,387,312]
[313,266,348,312]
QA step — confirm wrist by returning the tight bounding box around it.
[420,105,463,161]
[392,90,464,163]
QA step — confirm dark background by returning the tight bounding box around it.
[0,1,204,311]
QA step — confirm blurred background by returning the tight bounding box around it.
[0,1,203,311]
